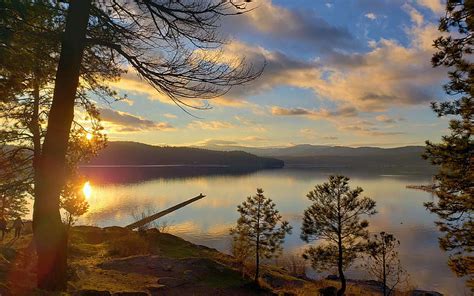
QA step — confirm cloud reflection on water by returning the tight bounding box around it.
[78,167,467,295]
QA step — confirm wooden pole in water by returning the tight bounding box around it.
[125,193,206,230]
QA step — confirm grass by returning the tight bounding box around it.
[0,225,418,295]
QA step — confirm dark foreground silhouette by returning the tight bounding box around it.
[0,224,445,295]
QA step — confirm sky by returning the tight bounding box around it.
[90,0,451,148]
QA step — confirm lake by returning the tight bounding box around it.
[79,166,467,295]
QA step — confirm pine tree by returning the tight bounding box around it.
[230,231,255,278]
[230,188,292,284]
[0,187,28,221]
[60,174,89,229]
[424,0,474,287]
[0,150,30,220]
[364,232,408,296]
[301,175,376,296]
[0,0,261,289]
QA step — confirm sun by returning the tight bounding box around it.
[83,181,92,200]
[86,133,93,140]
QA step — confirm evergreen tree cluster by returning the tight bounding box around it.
[424,0,474,286]
[232,176,407,295]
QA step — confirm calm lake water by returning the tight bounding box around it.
[79,166,468,295]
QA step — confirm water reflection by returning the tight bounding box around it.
[78,167,467,295]
[82,181,92,200]
[80,165,264,184]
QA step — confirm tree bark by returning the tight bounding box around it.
[33,0,91,290]
[382,246,387,296]
[337,192,346,296]
[255,199,261,284]
[337,237,346,296]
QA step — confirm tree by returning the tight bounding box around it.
[364,232,407,296]
[1,1,109,288]
[0,187,29,221]
[60,176,89,229]
[2,0,261,290]
[230,188,292,284]
[301,175,377,296]
[0,150,30,220]
[424,0,474,287]
[230,232,255,278]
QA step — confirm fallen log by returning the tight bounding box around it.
[125,193,206,230]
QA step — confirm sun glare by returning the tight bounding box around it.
[86,133,93,140]
[83,181,92,200]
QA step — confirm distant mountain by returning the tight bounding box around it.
[198,143,330,157]
[198,144,434,172]
[199,143,423,157]
[86,141,284,169]
[86,142,434,173]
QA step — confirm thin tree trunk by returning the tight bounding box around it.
[337,235,346,296]
[1,195,5,217]
[31,68,41,186]
[336,192,346,296]
[255,246,259,283]
[33,0,91,290]
[382,246,387,296]
[255,199,261,284]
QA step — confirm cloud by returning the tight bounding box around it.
[106,3,446,121]
[217,14,445,112]
[195,139,238,147]
[212,41,320,99]
[336,120,405,137]
[299,128,339,141]
[163,113,177,119]
[109,70,168,103]
[271,105,358,119]
[120,98,134,106]
[110,68,250,109]
[403,3,425,26]
[234,116,267,132]
[98,108,174,132]
[317,33,444,111]
[192,136,270,148]
[375,114,405,123]
[226,0,360,53]
[241,136,268,142]
[187,120,235,130]
[416,0,445,14]
[365,13,377,20]
[300,128,315,136]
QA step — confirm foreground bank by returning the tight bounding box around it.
[0,225,442,295]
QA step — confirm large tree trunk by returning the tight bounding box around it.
[33,0,91,290]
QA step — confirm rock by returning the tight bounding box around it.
[325,274,339,280]
[162,264,173,272]
[261,273,305,289]
[73,290,111,296]
[318,286,337,296]
[112,292,148,296]
[146,285,166,296]
[103,226,130,233]
[146,285,165,291]
[183,269,198,282]
[157,276,186,287]
[146,228,160,234]
[409,290,443,296]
